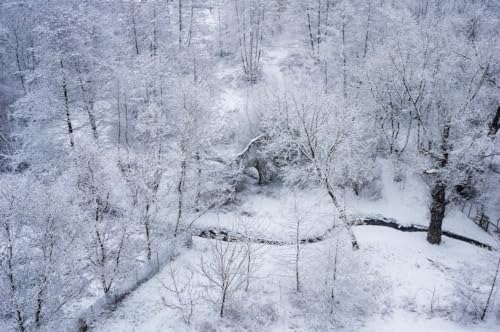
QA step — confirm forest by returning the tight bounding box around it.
[0,0,499,331]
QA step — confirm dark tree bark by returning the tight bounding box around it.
[35,277,46,327]
[178,0,183,48]
[145,218,152,261]
[60,60,74,147]
[131,2,140,55]
[255,159,268,185]
[427,181,446,245]
[5,224,26,332]
[489,106,500,137]
[174,158,187,237]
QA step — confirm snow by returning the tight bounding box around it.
[3,1,499,331]
[91,180,499,331]
[354,226,493,307]
[360,310,499,332]
[347,159,497,246]
[194,185,336,240]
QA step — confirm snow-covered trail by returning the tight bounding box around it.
[192,215,494,250]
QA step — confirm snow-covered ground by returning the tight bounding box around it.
[91,198,499,331]
[192,159,496,247]
[90,161,499,331]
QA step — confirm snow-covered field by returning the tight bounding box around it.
[91,170,499,331]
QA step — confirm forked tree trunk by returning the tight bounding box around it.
[427,180,445,245]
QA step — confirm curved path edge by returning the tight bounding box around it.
[191,216,494,251]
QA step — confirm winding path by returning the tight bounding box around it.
[192,216,494,250]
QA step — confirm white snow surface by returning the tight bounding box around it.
[91,171,499,331]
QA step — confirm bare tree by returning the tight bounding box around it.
[481,256,500,320]
[160,266,200,325]
[235,0,265,84]
[200,239,248,318]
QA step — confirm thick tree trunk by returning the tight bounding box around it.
[220,290,226,318]
[35,283,44,327]
[255,159,268,185]
[489,106,500,137]
[427,181,446,245]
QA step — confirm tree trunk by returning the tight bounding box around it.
[178,0,183,48]
[245,247,251,292]
[325,179,359,250]
[6,225,25,332]
[363,0,372,58]
[481,256,500,320]
[194,152,201,211]
[255,159,268,185]
[145,219,152,261]
[306,11,315,55]
[295,217,301,292]
[35,283,44,327]
[174,158,187,237]
[427,180,446,245]
[60,60,74,147]
[341,6,347,98]
[217,4,223,56]
[78,76,98,140]
[489,106,500,137]
[14,30,26,92]
[220,290,226,318]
